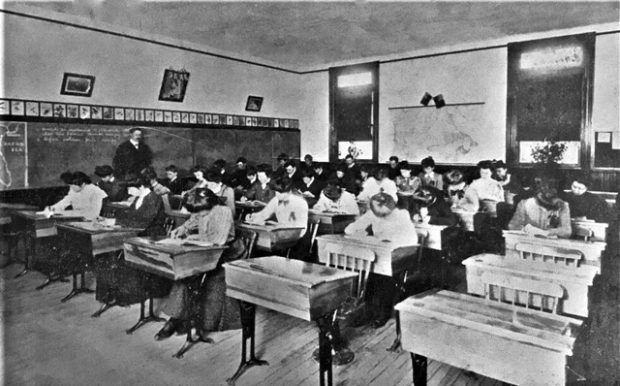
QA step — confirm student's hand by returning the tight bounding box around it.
[169,228,183,239]
[523,224,547,237]
[239,196,248,203]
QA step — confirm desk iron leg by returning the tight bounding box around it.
[14,233,33,278]
[317,314,334,386]
[173,279,214,359]
[227,301,268,385]
[387,311,402,352]
[126,296,164,334]
[313,311,354,366]
[411,353,427,386]
[61,271,94,303]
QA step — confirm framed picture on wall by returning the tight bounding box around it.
[245,96,263,112]
[158,69,190,102]
[60,73,95,97]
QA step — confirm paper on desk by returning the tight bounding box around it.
[182,239,214,247]
[155,238,184,246]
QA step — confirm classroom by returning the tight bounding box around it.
[0,2,618,385]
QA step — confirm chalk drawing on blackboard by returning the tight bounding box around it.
[390,104,502,164]
[0,122,27,189]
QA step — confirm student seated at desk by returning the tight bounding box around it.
[161,165,189,195]
[464,160,504,213]
[387,155,400,180]
[313,181,360,215]
[415,186,457,226]
[357,168,398,203]
[243,164,276,204]
[233,165,257,200]
[212,159,233,186]
[312,163,329,183]
[246,180,309,236]
[299,168,325,207]
[50,171,107,220]
[419,156,443,191]
[205,168,236,218]
[344,193,417,328]
[493,160,523,204]
[183,165,209,196]
[563,174,610,223]
[156,188,244,340]
[508,175,571,238]
[95,165,128,202]
[334,163,358,195]
[444,169,476,211]
[141,167,170,196]
[395,161,421,194]
[97,175,167,308]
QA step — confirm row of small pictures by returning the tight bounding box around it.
[0,99,298,129]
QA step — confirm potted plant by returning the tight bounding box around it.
[531,138,567,170]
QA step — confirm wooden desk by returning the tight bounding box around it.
[0,203,37,262]
[308,210,356,235]
[316,234,418,277]
[225,256,357,386]
[235,201,265,220]
[414,223,447,251]
[12,210,83,280]
[124,237,227,281]
[124,237,227,357]
[571,220,608,242]
[103,201,132,216]
[56,222,142,303]
[503,230,606,268]
[396,290,582,386]
[463,253,599,317]
[236,222,305,252]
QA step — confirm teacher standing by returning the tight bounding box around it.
[113,127,153,181]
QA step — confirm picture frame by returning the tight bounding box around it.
[26,102,40,117]
[66,104,79,118]
[245,96,263,112]
[91,106,102,120]
[158,69,190,102]
[60,72,95,97]
[40,103,53,117]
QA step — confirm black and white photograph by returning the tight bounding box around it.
[0,2,618,386]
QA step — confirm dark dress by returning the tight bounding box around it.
[95,192,169,306]
[564,191,611,223]
[160,206,246,332]
[112,140,153,180]
[97,179,128,202]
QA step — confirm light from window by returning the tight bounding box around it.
[520,46,583,70]
[337,72,372,88]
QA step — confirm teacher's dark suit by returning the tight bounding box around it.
[113,140,153,180]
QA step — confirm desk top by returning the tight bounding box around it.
[226,256,357,288]
[395,290,582,355]
[14,210,83,222]
[236,222,305,233]
[463,253,599,281]
[57,221,143,235]
[105,201,133,210]
[308,209,357,219]
[0,203,38,211]
[503,230,606,248]
[317,233,417,250]
[124,236,227,254]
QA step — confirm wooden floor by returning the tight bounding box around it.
[0,262,506,386]
[1,235,619,386]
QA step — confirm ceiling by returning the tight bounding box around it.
[18,1,620,71]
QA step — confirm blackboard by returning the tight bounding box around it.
[0,120,300,190]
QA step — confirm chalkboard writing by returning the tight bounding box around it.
[37,126,122,144]
[0,121,300,190]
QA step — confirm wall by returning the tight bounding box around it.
[0,9,302,126]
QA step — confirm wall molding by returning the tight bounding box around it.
[0,98,299,131]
